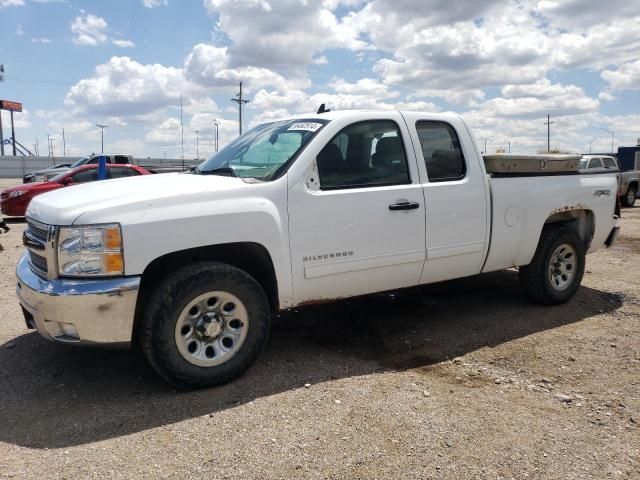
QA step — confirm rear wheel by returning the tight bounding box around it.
[622,185,637,207]
[519,226,585,305]
[140,261,270,389]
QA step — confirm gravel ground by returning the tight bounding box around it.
[0,177,638,479]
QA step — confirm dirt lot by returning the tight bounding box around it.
[0,177,638,479]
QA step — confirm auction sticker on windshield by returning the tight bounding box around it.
[287,122,323,132]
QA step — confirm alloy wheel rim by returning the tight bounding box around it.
[548,243,577,291]
[175,290,249,367]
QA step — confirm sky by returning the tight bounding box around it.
[0,0,639,159]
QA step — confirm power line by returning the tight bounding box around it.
[230,81,250,136]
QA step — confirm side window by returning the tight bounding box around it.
[603,157,617,168]
[588,158,603,169]
[316,120,410,190]
[416,121,466,182]
[71,169,99,183]
[87,157,99,165]
[114,156,129,165]
[109,167,140,179]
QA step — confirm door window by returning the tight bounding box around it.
[109,167,141,179]
[603,157,617,168]
[588,158,603,168]
[416,121,466,182]
[114,156,130,165]
[70,168,99,183]
[316,120,410,190]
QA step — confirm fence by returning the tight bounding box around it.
[0,156,202,178]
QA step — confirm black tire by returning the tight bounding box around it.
[140,261,270,389]
[622,185,637,208]
[519,226,585,305]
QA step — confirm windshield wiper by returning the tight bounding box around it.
[199,167,238,177]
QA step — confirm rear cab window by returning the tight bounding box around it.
[415,121,466,182]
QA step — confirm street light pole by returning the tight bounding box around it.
[195,130,199,160]
[597,127,615,153]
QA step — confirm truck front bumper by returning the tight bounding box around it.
[16,254,140,347]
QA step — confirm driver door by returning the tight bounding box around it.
[287,116,426,304]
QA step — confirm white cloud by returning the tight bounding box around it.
[30,37,52,43]
[65,56,188,116]
[142,0,167,7]
[71,14,108,46]
[598,92,617,102]
[183,43,301,91]
[601,60,640,91]
[203,0,365,69]
[112,39,135,48]
[0,0,24,8]
[16,24,23,35]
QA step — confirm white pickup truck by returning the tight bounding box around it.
[16,110,620,388]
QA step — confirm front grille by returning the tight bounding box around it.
[27,220,49,244]
[28,250,48,276]
[25,219,54,278]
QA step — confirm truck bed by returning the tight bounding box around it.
[482,171,618,273]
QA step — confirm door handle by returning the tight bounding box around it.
[388,201,420,211]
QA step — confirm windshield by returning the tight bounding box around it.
[579,159,587,168]
[198,119,328,181]
[70,156,91,168]
[49,170,73,183]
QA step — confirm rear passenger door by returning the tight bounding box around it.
[401,113,489,284]
[287,114,426,304]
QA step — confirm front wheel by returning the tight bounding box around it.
[622,185,637,208]
[519,226,585,305]
[140,261,270,389]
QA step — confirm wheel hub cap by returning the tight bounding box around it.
[548,243,577,291]
[196,313,223,339]
[174,291,249,367]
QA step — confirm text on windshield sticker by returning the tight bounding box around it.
[287,122,323,132]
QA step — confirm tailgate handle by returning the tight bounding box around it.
[389,201,419,211]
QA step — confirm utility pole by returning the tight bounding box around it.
[195,130,199,160]
[10,110,16,156]
[231,81,250,136]
[46,133,51,156]
[508,140,511,153]
[61,128,66,156]
[213,119,219,152]
[96,123,108,153]
[544,114,555,152]
[35,137,39,156]
[0,64,4,156]
[180,94,184,159]
[483,138,490,154]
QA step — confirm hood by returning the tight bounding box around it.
[26,172,249,225]
[28,166,71,177]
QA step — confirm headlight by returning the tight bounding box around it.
[9,190,25,198]
[57,224,124,277]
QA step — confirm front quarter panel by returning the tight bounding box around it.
[73,178,294,308]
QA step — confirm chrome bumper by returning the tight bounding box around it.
[15,253,140,346]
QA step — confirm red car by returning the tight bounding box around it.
[1,164,150,217]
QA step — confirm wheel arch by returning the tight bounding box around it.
[543,208,595,250]
[133,242,279,338]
